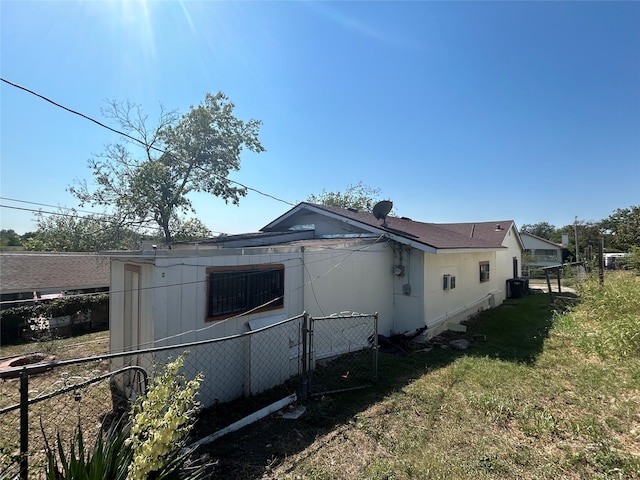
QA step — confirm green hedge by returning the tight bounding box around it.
[0,294,109,344]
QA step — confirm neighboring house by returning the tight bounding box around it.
[0,252,110,309]
[108,202,524,356]
[520,232,563,271]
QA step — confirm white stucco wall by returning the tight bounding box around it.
[391,245,425,335]
[302,242,395,334]
[422,250,498,333]
[150,248,306,345]
[496,225,523,297]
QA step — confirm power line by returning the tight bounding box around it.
[0,77,295,207]
[0,204,157,231]
[0,200,227,235]
[0,196,100,217]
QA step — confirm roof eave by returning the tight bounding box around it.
[437,246,506,254]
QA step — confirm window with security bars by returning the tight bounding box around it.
[206,264,285,320]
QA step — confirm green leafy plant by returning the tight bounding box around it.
[1,294,109,345]
[126,353,204,480]
[43,353,206,480]
[572,271,640,358]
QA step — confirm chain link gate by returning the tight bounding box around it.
[305,312,378,398]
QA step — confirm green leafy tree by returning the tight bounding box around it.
[0,229,22,248]
[307,181,391,212]
[172,218,213,242]
[70,92,264,244]
[556,220,602,262]
[22,209,139,252]
[520,222,557,240]
[599,205,640,251]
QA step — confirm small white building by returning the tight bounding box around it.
[520,232,563,271]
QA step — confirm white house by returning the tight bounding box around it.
[107,202,523,405]
[520,232,563,271]
[109,202,523,350]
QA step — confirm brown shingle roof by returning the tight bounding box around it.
[299,203,514,250]
[0,253,110,294]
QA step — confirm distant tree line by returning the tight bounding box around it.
[0,211,215,252]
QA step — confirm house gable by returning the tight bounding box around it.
[520,232,562,251]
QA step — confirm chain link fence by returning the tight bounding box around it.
[308,313,378,397]
[0,360,147,480]
[1,311,378,479]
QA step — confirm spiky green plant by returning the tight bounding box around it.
[43,419,132,480]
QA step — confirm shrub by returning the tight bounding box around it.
[44,419,132,480]
[0,294,109,344]
[44,353,206,480]
[127,353,204,480]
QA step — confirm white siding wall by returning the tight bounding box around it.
[391,246,425,335]
[151,250,305,345]
[109,259,155,370]
[302,243,394,334]
[423,251,498,333]
[109,260,125,356]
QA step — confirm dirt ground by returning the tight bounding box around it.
[194,406,318,478]
[189,390,345,479]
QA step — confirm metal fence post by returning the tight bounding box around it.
[19,368,28,480]
[372,313,379,382]
[307,314,314,398]
[301,312,308,401]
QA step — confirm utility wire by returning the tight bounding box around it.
[0,77,295,207]
[0,196,101,217]
[0,201,227,235]
[0,204,158,233]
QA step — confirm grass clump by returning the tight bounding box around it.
[568,271,640,358]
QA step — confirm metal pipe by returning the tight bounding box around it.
[19,369,28,480]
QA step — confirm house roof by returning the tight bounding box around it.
[171,230,316,249]
[0,253,110,294]
[263,203,517,252]
[520,232,563,249]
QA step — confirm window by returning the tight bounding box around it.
[479,262,490,283]
[443,274,456,290]
[206,264,285,320]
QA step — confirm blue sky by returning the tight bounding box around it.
[1,1,639,236]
